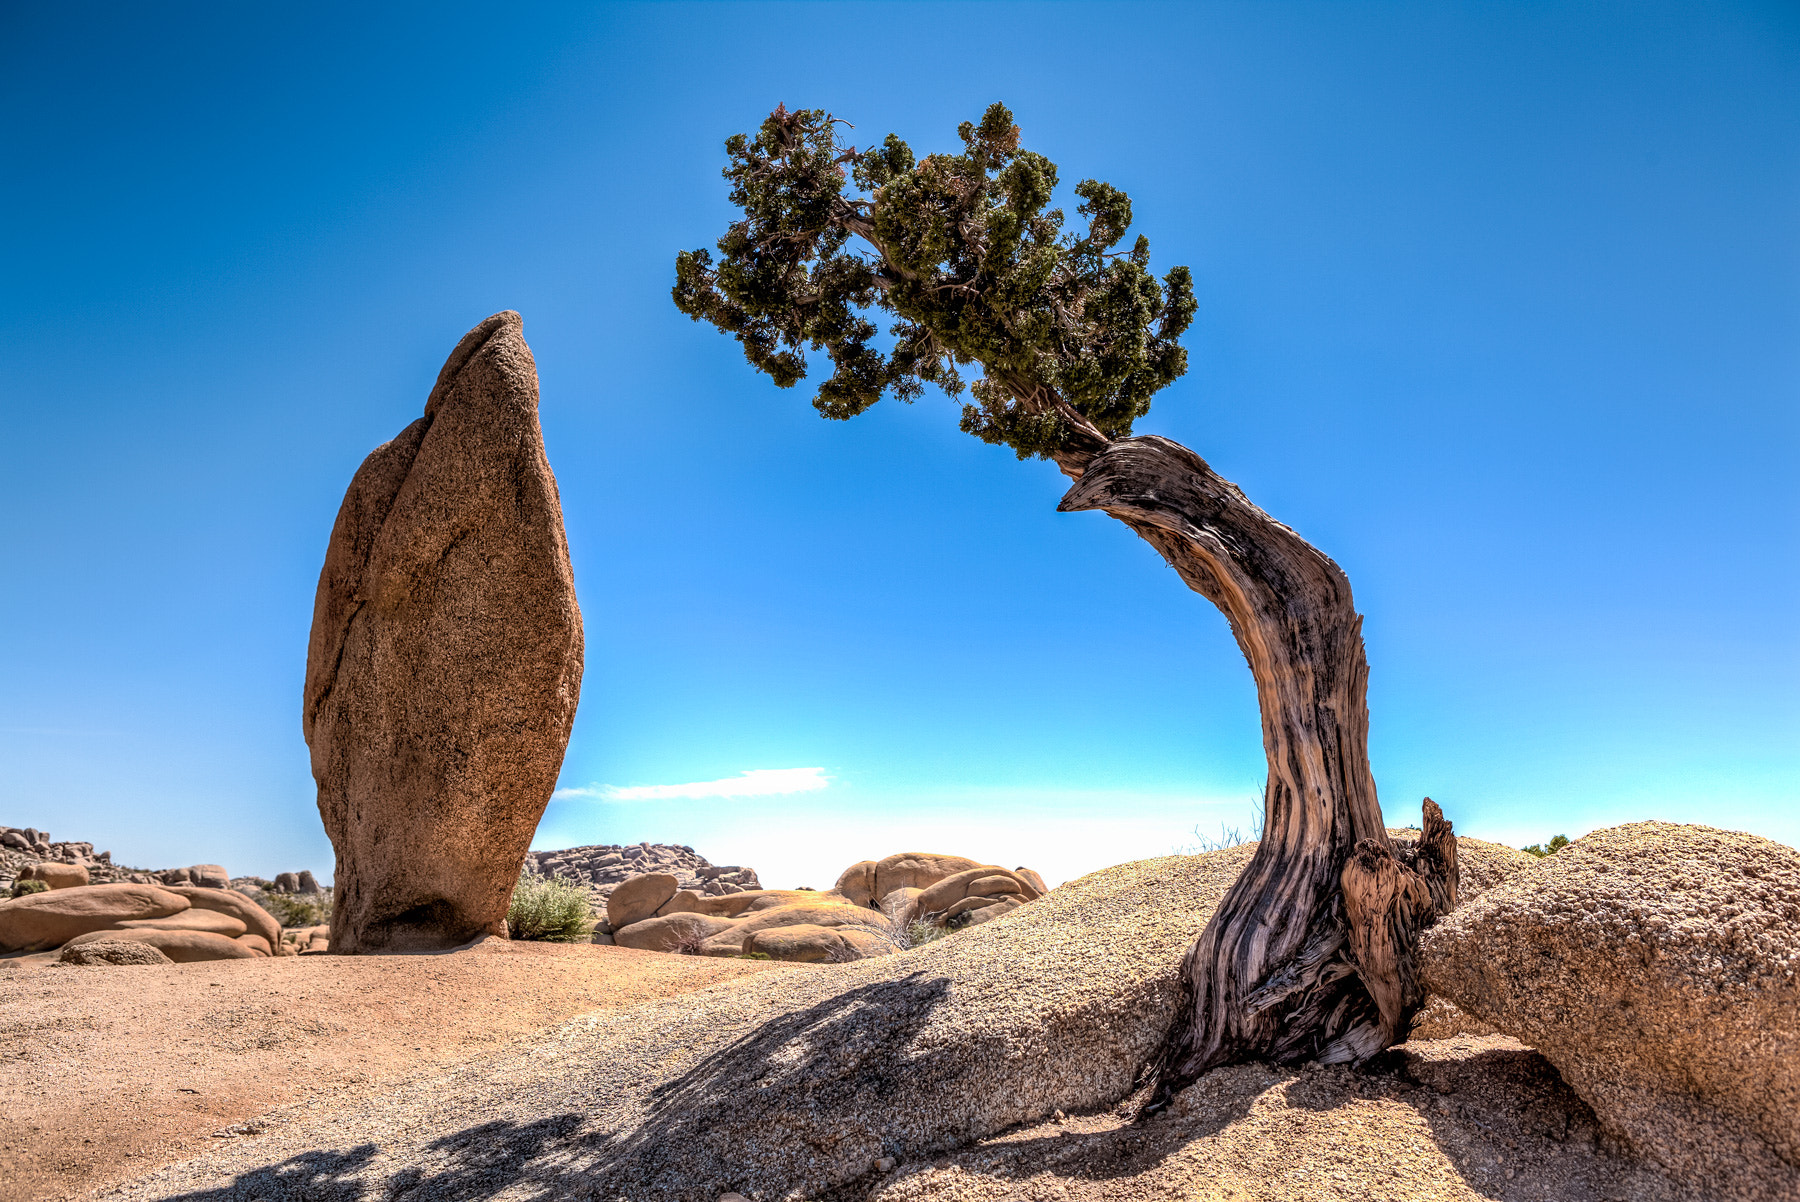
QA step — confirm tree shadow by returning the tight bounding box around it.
[825,1085,1261,1201]
[155,973,960,1201]
[1386,1041,1694,1201]
[580,971,956,1197]
[148,1143,381,1201]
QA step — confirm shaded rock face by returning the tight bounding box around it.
[304,311,584,954]
[1421,822,1800,1200]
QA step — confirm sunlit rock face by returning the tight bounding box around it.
[304,311,584,954]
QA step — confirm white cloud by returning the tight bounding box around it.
[553,767,831,802]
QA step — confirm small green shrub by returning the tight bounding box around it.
[905,920,949,949]
[9,879,49,899]
[507,870,595,942]
[1522,835,1570,858]
[261,891,331,929]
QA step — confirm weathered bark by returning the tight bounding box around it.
[1052,434,1456,1108]
[839,203,1455,1097]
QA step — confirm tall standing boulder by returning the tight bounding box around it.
[304,311,584,953]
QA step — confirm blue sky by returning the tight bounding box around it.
[2,2,1795,889]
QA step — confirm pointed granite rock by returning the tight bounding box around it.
[304,311,584,953]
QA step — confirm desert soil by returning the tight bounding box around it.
[2,938,1694,1202]
[0,941,795,1202]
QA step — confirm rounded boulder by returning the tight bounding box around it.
[58,940,175,966]
[20,862,89,890]
[163,885,283,948]
[1420,822,1800,1200]
[833,860,878,908]
[607,873,679,930]
[0,884,191,953]
[695,900,891,956]
[745,924,892,963]
[613,912,738,953]
[871,853,986,903]
[115,909,248,938]
[64,928,260,962]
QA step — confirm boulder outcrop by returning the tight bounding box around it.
[155,865,230,888]
[526,844,760,924]
[607,873,679,931]
[0,883,190,953]
[267,870,324,894]
[1421,822,1800,1200]
[540,847,1254,1199]
[165,885,284,950]
[0,878,293,962]
[64,928,261,962]
[115,908,247,938]
[20,861,89,890]
[303,311,584,953]
[605,851,1049,961]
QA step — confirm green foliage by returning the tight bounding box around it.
[260,890,331,929]
[905,919,950,948]
[506,870,595,943]
[9,879,49,899]
[1522,834,1571,858]
[673,103,1195,461]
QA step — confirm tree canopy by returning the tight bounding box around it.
[673,103,1197,462]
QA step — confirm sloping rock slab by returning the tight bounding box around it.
[102,836,1516,1202]
[1421,822,1800,1200]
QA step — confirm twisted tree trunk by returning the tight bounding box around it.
[1052,434,1457,1109]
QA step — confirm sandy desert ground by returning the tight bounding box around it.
[0,942,793,1202]
[1,913,1697,1202]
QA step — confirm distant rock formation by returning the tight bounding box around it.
[159,864,229,889]
[603,851,1049,961]
[303,311,584,954]
[525,843,760,922]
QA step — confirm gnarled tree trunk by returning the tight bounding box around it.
[1053,434,1457,1109]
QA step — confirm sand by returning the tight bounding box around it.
[0,941,794,1202]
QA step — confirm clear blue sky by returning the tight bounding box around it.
[2,3,1795,889]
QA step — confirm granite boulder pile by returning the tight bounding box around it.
[0,881,289,962]
[603,851,1048,961]
[526,843,760,932]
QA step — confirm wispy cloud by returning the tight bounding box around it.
[554,767,831,802]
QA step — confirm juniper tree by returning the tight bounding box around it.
[673,103,1458,1108]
